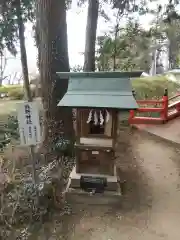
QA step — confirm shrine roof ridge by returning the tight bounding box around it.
[56,71,143,79]
[64,91,132,95]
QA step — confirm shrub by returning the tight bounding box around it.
[0,86,7,94]
[8,88,24,100]
[131,76,180,100]
[0,85,36,99]
[0,86,8,98]
[0,85,23,99]
[0,85,22,93]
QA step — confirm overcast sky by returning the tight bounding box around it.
[3,0,167,82]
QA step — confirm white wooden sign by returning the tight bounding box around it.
[17,102,41,146]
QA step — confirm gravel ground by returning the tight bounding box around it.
[53,130,180,240]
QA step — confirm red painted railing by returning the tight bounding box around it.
[129,90,180,124]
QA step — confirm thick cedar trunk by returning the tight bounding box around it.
[83,0,99,71]
[36,0,74,161]
[16,0,32,100]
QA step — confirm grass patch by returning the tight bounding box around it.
[0,100,22,123]
[0,99,42,123]
[0,85,22,93]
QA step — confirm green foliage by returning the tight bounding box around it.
[53,135,74,158]
[5,115,19,138]
[0,0,35,54]
[8,87,24,100]
[0,85,36,99]
[0,132,10,151]
[96,20,153,71]
[0,85,22,94]
[71,65,83,72]
[0,115,19,150]
[96,1,180,72]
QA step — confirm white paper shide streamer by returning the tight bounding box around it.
[105,110,110,123]
[86,109,110,125]
[87,109,93,123]
[94,111,98,125]
[99,111,104,125]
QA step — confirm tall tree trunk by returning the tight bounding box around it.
[16,0,32,100]
[83,0,99,71]
[36,0,74,162]
[113,24,119,71]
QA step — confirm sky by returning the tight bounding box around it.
[3,0,167,82]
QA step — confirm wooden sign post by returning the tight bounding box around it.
[17,102,41,191]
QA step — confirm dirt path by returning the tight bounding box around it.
[42,130,180,240]
[132,131,180,239]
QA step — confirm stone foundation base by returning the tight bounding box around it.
[64,166,122,205]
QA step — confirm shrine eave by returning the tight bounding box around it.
[57,92,138,109]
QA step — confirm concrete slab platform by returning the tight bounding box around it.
[65,188,122,205]
[64,166,122,205]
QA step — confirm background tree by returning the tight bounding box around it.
[83,0,99,71]
[96,20,153,72]
[0,0,35,98]
[163,12,180,68]
[95,0,180,73]
[149,3,180,70]
[0,0,34,54]
[82,0,153,72]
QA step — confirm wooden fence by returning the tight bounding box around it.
[129,89,180,124]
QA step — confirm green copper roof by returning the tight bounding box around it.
[57,71,142,109]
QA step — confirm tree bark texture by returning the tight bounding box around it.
[36,0,74,160]
[83,0,99,71]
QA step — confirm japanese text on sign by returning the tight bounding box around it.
[17,102,41,146]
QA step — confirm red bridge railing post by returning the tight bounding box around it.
[176,103,180,112]
[175,93,180,112]
[161,88,168,122]
[129,110,135,120]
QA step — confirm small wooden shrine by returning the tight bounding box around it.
[57,71,142,194]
